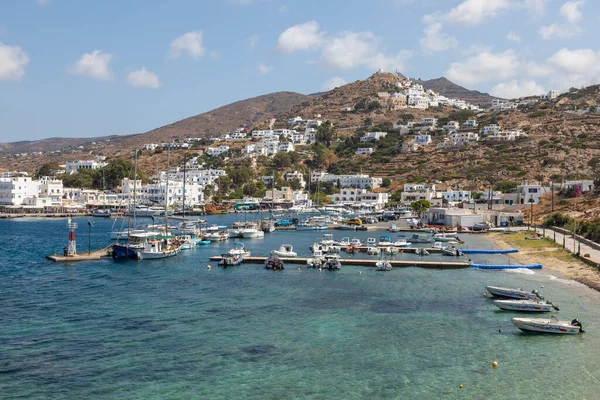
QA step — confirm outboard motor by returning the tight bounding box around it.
[532,289,544,300]
[548,301,560,311]
[571,319,585,333]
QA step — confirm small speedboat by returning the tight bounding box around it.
[494,299,559,312]
[378,235,393,246]
[511,316,584,334]
[486,286,544,300]
[271,244,297,257]
[366,238,377,246]
[265,256,284,270]
[392,239,411,247]
[350,238,362,247]
[228,242,251,257]
[320,234,336,246]
[367,247,381,256]
[387,224,399,233]
[433,233,458,242]
[307,249,324,268]
[322,258,341,270]
[219,254,244,267]
[442,246,463,256]
[375,260,392,271]
[415,247,429,256]
[383,246,399,254]
[338,237,351,246]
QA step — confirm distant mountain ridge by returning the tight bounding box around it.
[416,77,502,106]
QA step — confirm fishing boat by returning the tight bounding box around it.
[377,235,393,246]
[92,209,112,218]
[265,255,284,270]
[219,254,244,267]
[442,246,463,256]
[494,299,559,312]
[486,286,544,300]
[137,238,180,260]
[375,260,392,271]
[228,242,251,257]
[295,221,319,231]
[511,316,584,334]
[271,244,297,257]
[193,238,211,245]
[367,247,381,256]
[112,231,158,259]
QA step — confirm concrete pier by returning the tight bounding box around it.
[46,247,112,263]
[209,255,470,269]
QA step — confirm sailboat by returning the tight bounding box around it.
[137,149,181,260]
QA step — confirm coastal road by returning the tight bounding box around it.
[537,227,600,265]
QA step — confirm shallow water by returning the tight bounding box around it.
[1,216,600,399]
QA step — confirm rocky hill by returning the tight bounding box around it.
[419,77,501,106]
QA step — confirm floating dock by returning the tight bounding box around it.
[209,256,470,269]
[461,249,519,254]
[471,263,542,269]
[46,247,112,263]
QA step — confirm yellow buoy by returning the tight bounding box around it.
[459,384,463,389]
[298,267,301,271]
[492,361,498,368]
[483,293,487,297]
[359,271,362,275]
[207,265,212,270]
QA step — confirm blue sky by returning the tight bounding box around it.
[0,0,597,141]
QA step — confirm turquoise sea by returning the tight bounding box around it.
[2,215,600,399]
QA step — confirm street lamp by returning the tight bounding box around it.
[87,220,93,255]
[528,195,535,231]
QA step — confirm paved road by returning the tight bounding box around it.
[538,227,600,265]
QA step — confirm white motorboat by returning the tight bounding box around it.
[271,244,297,257]
[307,249,325,268]
[228,242,251,258]
[350,238,362,247]
[442,246,463,256]
[320,234,336,246]
[486,286,544,300]
[377,235,393,246]
[494,299,559,312]
[375,260,392,271]
[433,233,458,242]
[337,224,357,231]
[338,237,351,247]
[383,246,399,254]
[387,224,399,233]
[111,229,148,240]
[177,235,196,250]
[415,247,429,256]
[392,239,411,247]
[204,231,230,241]
[511,316,584,334]
[366,238,377,246]
[241,228,264,239]
[367,247,381,256]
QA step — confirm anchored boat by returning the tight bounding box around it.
[494,299,559,312]
[512,316,584,334]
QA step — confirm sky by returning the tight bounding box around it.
[0,0,598,142]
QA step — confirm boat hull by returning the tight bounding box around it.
[486,286,541,300]
[137,248,179,259]
[112,244,141,259]
[494,300,554,312]
[511,318,582,334]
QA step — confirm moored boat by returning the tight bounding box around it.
[486,285,544,300]
[137,238,180,260]
[375,260,392,271]
[442,246,463,256]
[265,255,284,270]
[271,244,297,257]
[322,258,341,270]
[228,242,251,257]
[511,316,584,334]
[494,299,559,312]
[219,254,244,267]
[366,247,381,256]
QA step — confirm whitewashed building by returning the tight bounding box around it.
[355,147,374,155]
[330,189,389,208]
[360,131,388,142]
[206,146,230,157]
[311,172,382,189]
[414,135,432,145]
[65,159,108,174]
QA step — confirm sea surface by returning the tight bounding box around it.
[2,215,600,399]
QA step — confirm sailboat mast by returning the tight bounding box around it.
[133,148,138,229]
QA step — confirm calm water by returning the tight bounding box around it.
[2,216,600,399]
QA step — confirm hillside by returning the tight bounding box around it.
[419,77,501,106]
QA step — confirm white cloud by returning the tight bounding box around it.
[68,50,114,81]
[36,0,50,5]
[507,31,521,43]
[0,42,29,81]
[320,31,411,72]
[276,21,324,54]
[256,63,273,75]
[547,48,598,74]
[126,67,161,88]
[524,61,554,77]
[560,0,584,23]
[523,0,550,17]
[490,80,545,98]
[248,34,259,49]
[446,49,519,85]
[420,22,457,53]
[539,23,579,39]
[321,76,347,91]
[446,0,511,25]
[168,32,205,59]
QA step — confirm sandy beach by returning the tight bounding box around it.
[487,232,600,291]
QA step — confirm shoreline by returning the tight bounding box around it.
[486,232,600,292]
